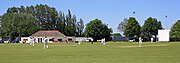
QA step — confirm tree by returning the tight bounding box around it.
[0,16,1,26]
[5,4,82,36]
[84,19,112,44]
[76,18,84,36]
[141,17,163,41]
[117,18,128,33]
[0,16,1,21]
[34,4,58,30]
[0,13,39,37]
[7,4,59,30]
[55,11,65,33]
[64,9,77,36]
[7,7,18,13]
[170,20,180,38]
[124,17,141,38]
[19,6,26,13]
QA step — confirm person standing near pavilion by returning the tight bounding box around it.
[101,38,106,45]
[43,37,49,49]
[151,37,153,43]
[30,36,35,46]
[32,37,35,46]
[139,37,142,47]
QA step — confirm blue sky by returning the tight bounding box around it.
[0,0,180,33]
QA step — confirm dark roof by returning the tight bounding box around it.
[31,30,66,38]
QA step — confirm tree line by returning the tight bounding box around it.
[0,4,112,43]
[0,4,84,37]
[0,4,179,42]
[118,17,180,41]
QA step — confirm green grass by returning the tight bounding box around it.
[0,42,180,63]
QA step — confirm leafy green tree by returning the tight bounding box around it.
[34,4,58,30]
[0,16,1,25]
[63,9,77,36]
[0,13,39,37]
[7,7,18,13]
[170,20,180,38]
[76,18,84,36]
[117,18,128,33]
[19,6,26,13]
[7,4,59,30]
[124,17,141,38]
[84,19,112,44]
[55,11,65,33]
[141,17,163,41]
[5,4,82,36]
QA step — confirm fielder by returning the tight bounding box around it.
[139,37,142,47]
[101,38,106,45]
[30,36,35,46]
[44,37,49,49]
[151,37,153,43]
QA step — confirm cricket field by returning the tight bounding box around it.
[0,42,180,63]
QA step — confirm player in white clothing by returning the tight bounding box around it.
[43,37,49,49]
[139,37,142,47]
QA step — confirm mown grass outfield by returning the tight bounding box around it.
[0,42,180,63]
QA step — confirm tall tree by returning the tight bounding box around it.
[36,4,58,30]
[5,4,82,36]
[117,18,128,33]
[55,11,64,33]
[64,9,77,36]
[124,17,141,38]
[84,19,112,44]
[77,18,84,36]
[0,16,1,26]
[19,6,26,13]
[7,7,19,13]
[72,15,77,34]
[0,13,39,37]
[170,20,180,38]
[141,17,163,41]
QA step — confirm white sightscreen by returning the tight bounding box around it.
[158,30,170,42]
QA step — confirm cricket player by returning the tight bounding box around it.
[151,38,153,43]
[139,37,142,47]
[30,36,34,46]
[32,37,35,46]
[44,37,49,49]
[102,38,106,45]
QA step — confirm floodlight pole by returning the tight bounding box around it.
[133,11,136,17]
[165,15,168,29]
